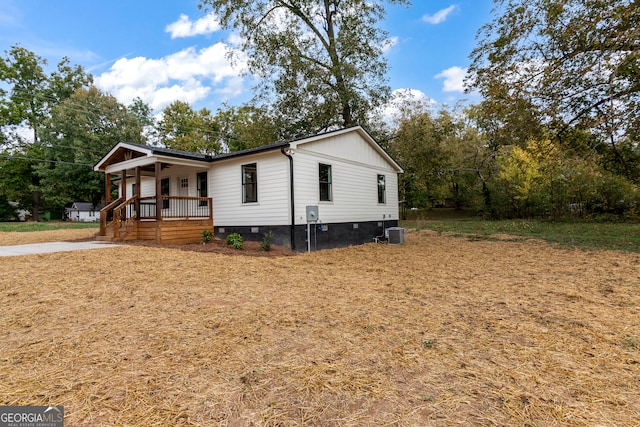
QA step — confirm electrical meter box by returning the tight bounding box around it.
[306,205,319,222]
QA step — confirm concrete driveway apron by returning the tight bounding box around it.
[0,241,120,257]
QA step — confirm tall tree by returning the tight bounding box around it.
[0,45,48,144]
[0,46,93,219]
[0,143,44,213]
[390,108,487,210]
[199,0,408,135]
[157,101,221,154]
[47,57,94,106]
[213,104,281,152]
[37,87,144,211]
[468,0,639,179]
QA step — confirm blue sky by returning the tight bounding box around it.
[0,0,494,115]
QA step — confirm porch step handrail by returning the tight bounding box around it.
[112,196,139,239]
[99,196,124,236]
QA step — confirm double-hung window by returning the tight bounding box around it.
[242,163,257,203]
[197,171,208,206]
[377,174,386,204]
[319,163,332,202]
[161,178,170,209]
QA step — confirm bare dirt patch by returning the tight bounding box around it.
[1,230,639,426]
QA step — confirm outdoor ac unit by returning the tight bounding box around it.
[386,227,406,245]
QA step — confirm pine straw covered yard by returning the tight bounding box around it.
[1,230,639,426]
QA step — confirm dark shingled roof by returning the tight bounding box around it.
[111,126,385,164]
[113,140,291,163]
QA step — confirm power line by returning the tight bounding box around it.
[0,154,93,167]
[4,90,253,143]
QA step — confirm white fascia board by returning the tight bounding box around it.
[154,155,209,168]
[102,154,209,175]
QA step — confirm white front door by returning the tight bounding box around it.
[179,177,189,197]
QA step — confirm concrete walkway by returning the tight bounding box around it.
[0,241,121,257]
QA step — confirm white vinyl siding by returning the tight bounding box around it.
[291,134,399,225]
[124,166,211,199]
[125,178,156,199]
[294,131,392,170]
[211,152,290,226]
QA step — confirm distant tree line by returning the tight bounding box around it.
[1,0,638,220]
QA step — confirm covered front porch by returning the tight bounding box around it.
[95,142,214,244]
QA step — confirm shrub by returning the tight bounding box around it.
[201,230,213,244]
[225,232,244,249]
[260,231,274,251]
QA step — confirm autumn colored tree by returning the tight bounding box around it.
[468,0,639,181]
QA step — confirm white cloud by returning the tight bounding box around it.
[435,66,467,93]
[165,13,221,39]
[95,42,247,111]
[422,5,458,25]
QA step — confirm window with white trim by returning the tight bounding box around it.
[197,171,208,206]
[319,163,332,202]
[161,178,170,209]
[242,163,257,203]
[377,174,386,204]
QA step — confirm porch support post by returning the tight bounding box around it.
[155,162,162,220]
[121,169,127,220]
[105,173,111,203]
[135,166,141,216]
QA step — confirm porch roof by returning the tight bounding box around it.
[94,140,291,174]
[93,142,212,173]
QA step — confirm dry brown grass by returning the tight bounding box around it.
[0,228,98,245]
[1,229,639,426]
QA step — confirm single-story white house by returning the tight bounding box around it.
[8,202,29,221]
[93,126,403,250]
[65,202,98,222]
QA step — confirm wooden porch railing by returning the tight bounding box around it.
[100,195,213,239]
[139,196,212,220]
